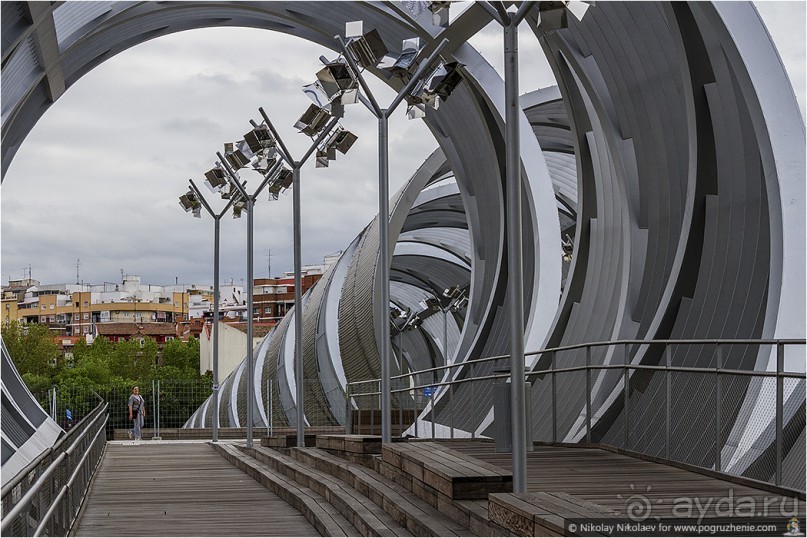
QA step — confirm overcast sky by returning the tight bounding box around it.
[2,2,804,288]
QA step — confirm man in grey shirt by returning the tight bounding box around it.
[128,386,146,441]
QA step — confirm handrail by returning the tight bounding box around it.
[33,414,109,536]
[345,338,806,488]
[379,338,807,385]
[1,400,105,499]
[1,402,109,537]
[349,338,807,397]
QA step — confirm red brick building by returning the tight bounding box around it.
[94,322,178,344]
[253,274,322,325]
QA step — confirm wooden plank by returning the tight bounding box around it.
[74,441,319,537]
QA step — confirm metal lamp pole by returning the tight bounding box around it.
[336,35,449,444]
[187,180,236,443]
[476,0,536,494]
[217,155,284,448]
[256,108,342,448]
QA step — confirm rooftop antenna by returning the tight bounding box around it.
[266,249,272,278]
[75,258,81,285]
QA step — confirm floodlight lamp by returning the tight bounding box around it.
[406,103,427,120]
[443,285,461,298]
[267,168,293,196]
[232,198,247,219]
[178,191,200,212]
[243,124,275,153]
[344,22,389,69]
[538,1,570,30]
[379,37,422,79]
[452,296,468,311]
[294,104,331,136]
[401,1,451,27]
[204,167,227,192]
[420,61,463,104]
[315,149,331,168]
[315,61,358,102]
[225,146,251,170]
[562,234,574,262]
[332,130,358,154]
[192,206,202,219]
[303,81,333,109]
[253,154,277,174]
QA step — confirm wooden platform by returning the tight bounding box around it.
[442,441,805,535]
[73,441,319,536]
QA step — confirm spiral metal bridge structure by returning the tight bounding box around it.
[2,1,804,489]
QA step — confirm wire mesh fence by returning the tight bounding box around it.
[35,379,212,438]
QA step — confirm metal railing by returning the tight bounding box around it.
[1,401,109,536]
[346,339,806,488]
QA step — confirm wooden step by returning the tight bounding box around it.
[244,445,413,537]
[489,492,618,536]
[211,442,358,537]
[291,446,475,537]
[262,434,318,448]
[383,442,513,500]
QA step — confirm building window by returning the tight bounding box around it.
[42,305,47,310]
[75,302,79,308]
[49,316,55,322]
[83,326,89,334]
[139,338,145,347]
[166,336,174,342]
[83,313,89,320]
[264,306,271,314]
[49,304,54,310]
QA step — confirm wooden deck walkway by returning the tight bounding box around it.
[446,441,805,520]
[74,441,319,536]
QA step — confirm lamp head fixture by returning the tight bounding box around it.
[344,21,389,69]
[204,166,227,193]
[178,190,201,218]
[294,104,333,136]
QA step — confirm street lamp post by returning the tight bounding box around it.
[216,155,285,448]
[185,180,237,443]
[256,108,342,448]
[335,33,450,445]
[466,0,535,495]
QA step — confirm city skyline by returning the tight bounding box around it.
[2,2,804,287]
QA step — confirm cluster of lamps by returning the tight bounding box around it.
[178,71,361,447]
[181,2,592,486]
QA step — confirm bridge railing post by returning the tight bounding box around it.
[624,343,630,450]
[471,362,476,440]
[665,344,671,460]
[551,350,557,443]
[775,342,784,486]
[715,344,722,472]
[585,346,592,443]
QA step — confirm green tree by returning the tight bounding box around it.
[111,337,157,381]
[160,338,200,381]
[2,321,60,379]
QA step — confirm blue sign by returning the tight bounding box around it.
[423,387,434,397]
[65,409,73,421]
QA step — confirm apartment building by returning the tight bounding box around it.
[253,265,326,324]
[1,275,210,337]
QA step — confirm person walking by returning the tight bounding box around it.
[128,386,146,441]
